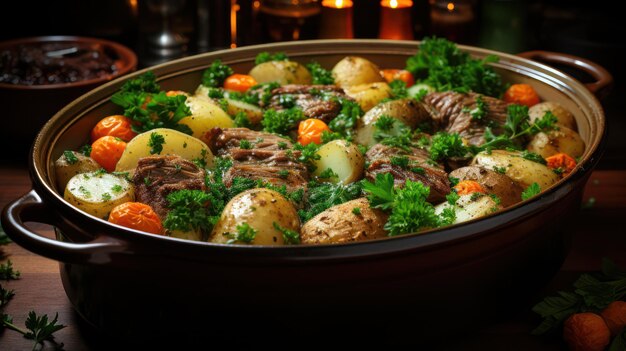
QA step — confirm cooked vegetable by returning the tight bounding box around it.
[201,59,233,87]
[262,108,306,135]
[90,136,127,172]
[209,188,300,245]
[90,115,137,142]
[64,171,134,218]
[434,192,501,224]
[298,181,363,223]
[249,60,312,85]
[178,96,235,138]
[601,301,626,336]
[108,202,163,235]
[298,118,330,145]
[449,166,524,208]
[300,198,388,244]
[223,98,263,125]
[306,61,334,85]
[429,132,469,161]
[529,101,577,131]
[563,313,611,351]
[255,51,288,65]
[521,182,541,200]
[115,128,213,173]
[223,74,257,93]
[503,83,540,107]
[344,82,392,112]
[327,98,362,138]
[331,56,385,88]
[454,180,485,195]
[54,151,101,191]
[312,139,364,184]
[546,153,577,176]
[527,125,585,159]
[381,69,415,87]
[471,150,559,190]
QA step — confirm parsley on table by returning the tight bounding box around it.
[63,151,78,165]
[0,260,20,280]
[226,223,257,244]
[0,284,15,307]
[429,132,469,161]
[255,52,288,65]
[148,132,165,155]
[405,37,505,97]
[261,108,305,135]
[298,181,363,222]
[306,61,334,85]
[273,222,301,245]
[521,182,541,200]
[201,59,233,87]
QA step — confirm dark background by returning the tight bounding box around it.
[1,0,624,168]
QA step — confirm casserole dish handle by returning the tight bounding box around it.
[517,51,613,98]
[2,190,128,264]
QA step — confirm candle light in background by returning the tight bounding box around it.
[379,0,414,40]
[429,0,475,43]
[318,0,354,39]
[230,0,239,48]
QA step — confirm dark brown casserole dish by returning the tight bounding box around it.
[1,40,610,345]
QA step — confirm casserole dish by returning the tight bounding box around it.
[1,40,611,345]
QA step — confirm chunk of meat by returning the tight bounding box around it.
[266,84,352,123]
[132,155,206,219]
[423,92,509,146]
[365,144,450,203]
[204,127,309,193]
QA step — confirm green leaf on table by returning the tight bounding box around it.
[0,260,20,280]
[24,311,66,346]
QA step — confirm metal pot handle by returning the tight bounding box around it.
[516,50,613,98]
[1,190,128,264]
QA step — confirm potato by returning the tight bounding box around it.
[64,171,133,219]
[179,96,234,138]
[54,151,101,192]
[435,193,501,225]
[344,82,391,112]
[209,189,300,246]
[529,102,577,131]
[526,125,585,159]
[224,98,264,125]
[449,166,524,208]
[407,83,435,98]
[193,84,212,102]
[331,56,385,88]
[249,60,312,85]
[169,229,203,242]
[300,198,388,244]
[115,128,214,173]
[354,98,431,147]
[471,150,559,190]
[312,140,364,184]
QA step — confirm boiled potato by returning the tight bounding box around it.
[209,189,300,246]
[179,96,234,138]
[312,140,364,184]
[344,82,391,112]
[249,60,312,85]
[331,56,385,88]
[526,126,585,159]
[169,229,203,242]
[407,83,435,98]
[115,128,214,173]
[471,150,559,190]
[449,166,524,208]
[193,84,213,102]
[300,198,388,244]
[224,98,264,125]
[64,171,133,219]
[529,102,577,131]
[54,151,101,192]
[435,193,501,225]
[354,98,431,147]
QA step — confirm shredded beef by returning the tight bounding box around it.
[132,155,205,219]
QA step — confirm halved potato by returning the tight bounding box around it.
[249,60,312,85]
[115,128,214,173]
[168,229,203,242]
[209,188,300,246]
[449,166,524,208]
[179,96,235,138]
[331,56,385,88]
[354,98,431,147]
[54,151,101,192]
[471,150,559,190]
[434,193,501,225]
[344,82,391,112]
[312,140,364,184]
[526,126,585,159]
[529,101,577,131]
[64,171,133,219]
[224,98,264,125]
[300,198,388,244]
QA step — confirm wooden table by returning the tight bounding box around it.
[1,165,625,350]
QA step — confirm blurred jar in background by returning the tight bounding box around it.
[258,0,321,42]
[429,0,476,43]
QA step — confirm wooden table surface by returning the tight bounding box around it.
[1,165,625,350]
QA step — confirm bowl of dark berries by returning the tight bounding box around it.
[0,36,136,160]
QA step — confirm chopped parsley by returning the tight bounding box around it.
[390,155,410,169]
[78,186,91,198]
[278,169,289,179]
[63,151,78,165]
[373,117,414,152]
[469,95,487,121]
[226,223,257,244]
[389,79,408,99]
[519,150,547,165]
[306,61,334,85]
[239,139,252,149]
[163,190,214,234]
[111,184,123,193]
[429,132,468,161]
[201,59,233,87]
[352,207,362,215]
[79,144,92,157]
[278,94,296,108]
[292,142,321,171]
[148,132,165,155]
[446,191,460,206]
[277,141,288,150]
[328,98,362,138]
[0,260,20,280]
[493,166,507,174]
[273,222,300,245]
[298,181,363,222]
[521,182,541,201]
[255,52,288,65]
[261,108,305,135]
[318,168,338,179]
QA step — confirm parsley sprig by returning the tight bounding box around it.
[201,59,233,88]
[306,61,334,85]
